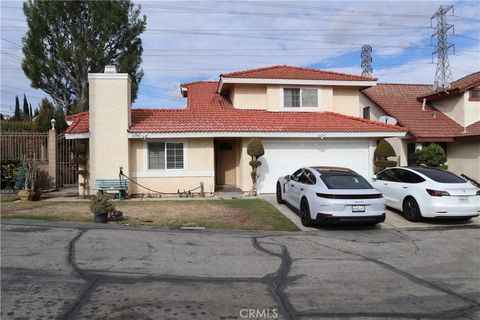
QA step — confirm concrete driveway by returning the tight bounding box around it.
[261,194,480,231]
[1,219,479,320]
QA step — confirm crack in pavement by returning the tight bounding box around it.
[299,236,480,318]
[61,229,100,320]
[252,236,296,320]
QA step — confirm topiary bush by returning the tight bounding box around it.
[247,138,265,196]
[414,144,447,168]
[373,139,397,173]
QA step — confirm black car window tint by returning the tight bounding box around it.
[376,171,388,181]
[291,169,304,182]
[402,170,426,183]
[383,169,399,182]
[299,170,316,185]
[413,168,466,183]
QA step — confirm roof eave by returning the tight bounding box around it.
[128,131,406,139]
[219,77,377,88]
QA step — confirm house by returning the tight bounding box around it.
[361,71,480,181]
[65,65,407,195]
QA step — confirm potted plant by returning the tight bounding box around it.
[16,157,41,201]
[90,194,115,223]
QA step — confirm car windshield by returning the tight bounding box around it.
[321,174,373,189]
[412,167,466,183]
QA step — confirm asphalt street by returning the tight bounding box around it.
[1,219,479,320]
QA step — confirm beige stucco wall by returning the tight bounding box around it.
[128,138,215,194]
[332,87,360,117]
[464,91,480,126]
[430,92,480,127]
[230,84,267,109]
[447,141,480,181]
[88,73,131,194]
[232,84,337,112]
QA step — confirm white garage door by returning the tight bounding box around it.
[257,139,371,193]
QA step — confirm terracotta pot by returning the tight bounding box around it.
[18,190,34,201]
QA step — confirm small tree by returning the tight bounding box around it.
[247,138,265,196]
[33,98,67,132]
[22,94,30,119]
[414,144,447,168]
[374,139,397,173]
[13,96,21,120]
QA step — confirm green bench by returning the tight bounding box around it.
[95,179,129,200]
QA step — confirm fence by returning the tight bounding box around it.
[0,130,78,189]
[0,132,49,161]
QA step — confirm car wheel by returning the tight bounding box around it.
[276,182,285,204]
[300,198,315,227]
[403,197,422,222]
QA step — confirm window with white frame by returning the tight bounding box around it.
[148,142,184,170]
[283,88,318,108]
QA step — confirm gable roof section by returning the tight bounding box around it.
[362,84,464,141]
[221,65,377,81]
[457,120,480,137]
[419,71,480,101]
[66,82,406,137]
[65,112,89,134]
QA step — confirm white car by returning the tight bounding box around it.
[276,167,386,226]
[372,167,480,222]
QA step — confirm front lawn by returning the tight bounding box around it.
[0,198,299,231]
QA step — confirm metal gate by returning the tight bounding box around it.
[57,133,78,187]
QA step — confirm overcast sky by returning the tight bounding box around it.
[1,0,479,116]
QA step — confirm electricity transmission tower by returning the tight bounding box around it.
[431,5,455,90]
[361,45,373,77]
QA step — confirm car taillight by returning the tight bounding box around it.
[426,189,450,197]
[476,190,480,196]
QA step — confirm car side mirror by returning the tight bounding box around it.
[284,175,290,181]
[372,175,377,181]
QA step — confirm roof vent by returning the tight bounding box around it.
[104,65,118,74]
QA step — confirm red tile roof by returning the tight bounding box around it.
[221,65,377,81]
[457,120,480,137]
[66,82,405,135]
[65,112,89,134]
[362,84,464,141]
[419,71,480,101]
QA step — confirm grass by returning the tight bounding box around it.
[0,193,20,203]
[0,198,299,231]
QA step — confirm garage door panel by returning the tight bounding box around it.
[257,140,370,193]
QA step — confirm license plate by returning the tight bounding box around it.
[459,196,469,203]
[352,205,365,212]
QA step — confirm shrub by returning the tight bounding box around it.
[414,144,447,168]
[374,139,396,158]
[89,194,115,215]
[373,139,397,173]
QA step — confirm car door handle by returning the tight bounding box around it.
[300,188,304,191]
[383,183,388,185]
[403,186,408,189]
[291,184,294,187]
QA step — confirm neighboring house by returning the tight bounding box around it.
[361,71,480,181]
[65,65,407,195]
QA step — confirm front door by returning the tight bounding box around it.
[215,140,236,186]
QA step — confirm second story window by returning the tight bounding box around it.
[470,89,480,101]
[283,88,318,108]
[363,106,370,119]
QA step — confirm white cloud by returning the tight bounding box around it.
[1,0,479,112]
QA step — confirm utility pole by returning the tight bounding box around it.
[361,44,373,77]
[431,5,455,91]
